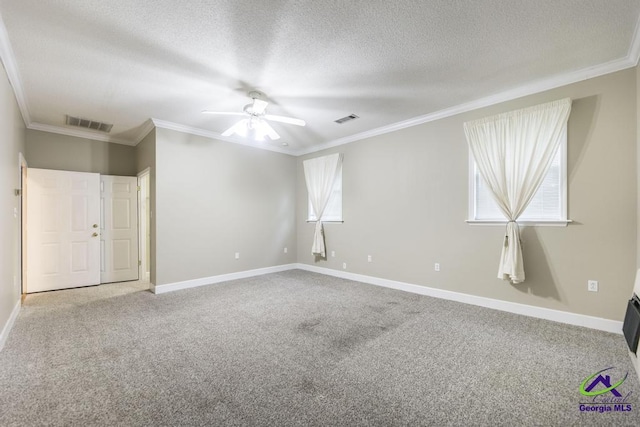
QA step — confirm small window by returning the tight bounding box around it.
[469,127,567,223]
[308,165,342,222]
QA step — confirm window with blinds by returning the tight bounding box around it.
[471,129,567,222]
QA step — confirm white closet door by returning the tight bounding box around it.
[100,175,139,283]
[26,168,100,293]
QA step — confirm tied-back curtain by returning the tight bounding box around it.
[303,153,343,257]
[464,98,571,284]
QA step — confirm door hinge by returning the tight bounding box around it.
[137,186,141,192]
[138,260,142,266]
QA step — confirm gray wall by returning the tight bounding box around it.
[0,62,25,341]
[297,68,637,322]
[135,129,156,285]
[25,129,137,176]
[154,128,297,285]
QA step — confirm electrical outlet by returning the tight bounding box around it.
[435,263,440,272]
[284,247,288,254]
[588,280,598,292]
[367,255,372,263]
[331,251,336,258]
[342,262,347,269]
[235,252,240,260]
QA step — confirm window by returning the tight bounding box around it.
[308,164,342,222]
[469,127,567,224]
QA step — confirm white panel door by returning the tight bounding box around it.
[26,169,100,293]
[100,175,139,283]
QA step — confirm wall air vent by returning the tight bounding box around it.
[65,115,113,133]
[334,114,359,124]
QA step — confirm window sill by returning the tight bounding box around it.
[466,219,572,227]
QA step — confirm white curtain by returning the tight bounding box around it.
[303,153,344,257]
[463,98,571,284]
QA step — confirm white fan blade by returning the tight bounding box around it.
[264,114,306,126]
[202,111,246,116]
[252,98,269,114]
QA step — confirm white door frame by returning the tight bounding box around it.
[137,168,151,285]
[19,153,27,295]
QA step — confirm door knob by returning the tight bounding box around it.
[93,224,98,228]
[92,232,99,237]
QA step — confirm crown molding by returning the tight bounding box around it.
[296,54,638,156]
[0,11,31,126]
[133,119,156,145]
[151,118,296,156]
[27,122,135,145]
[629,12,640,66]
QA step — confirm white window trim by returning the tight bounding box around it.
[467,127,569,227]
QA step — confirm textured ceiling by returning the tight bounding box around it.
[0,0,639,154]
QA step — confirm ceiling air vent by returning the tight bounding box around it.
[65,115,113,133]
[334,114,359,124]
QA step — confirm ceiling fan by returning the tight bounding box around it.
[202,91,305,141]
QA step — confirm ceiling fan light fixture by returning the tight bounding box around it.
[263,121,280,140]
[210,90,301,142]
[238,122,249,137]
[222,118,280,141]
[253,120,266,141]
[254,120,280,141]
[222,119,249,137]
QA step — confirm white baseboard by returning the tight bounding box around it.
[0,299,21,352]
[151,262,623,334]
[153,264,298,294]
[294,263,624,335]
